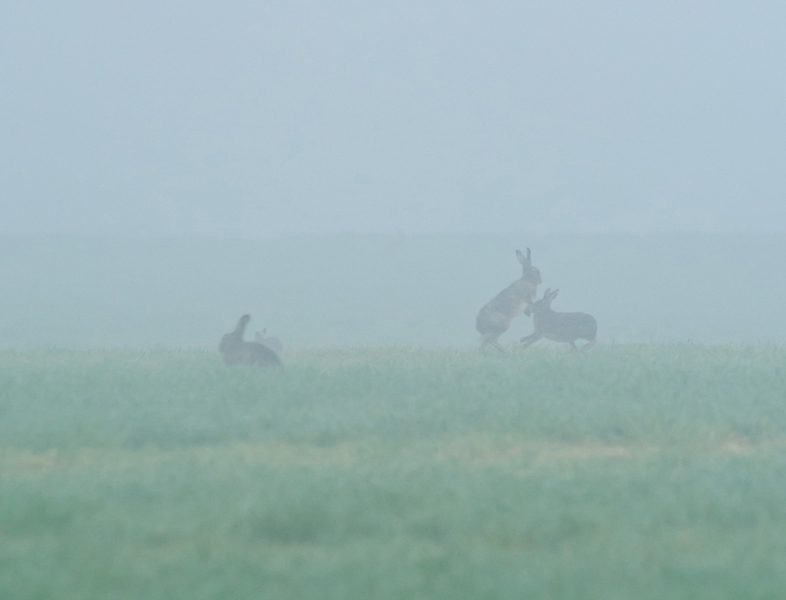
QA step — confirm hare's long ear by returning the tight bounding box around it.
[542,288,551,299]
[261,328,267,336]
[549,289,559,301]
[526,247,531,262]
[236,314,251,332]
[516,249,529,266]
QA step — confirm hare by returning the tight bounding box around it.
[219,314,281,367]
[476,248,542,351]
[254,328,284,353]
[520,289,597,350]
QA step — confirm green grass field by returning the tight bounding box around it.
[2,345,786,599]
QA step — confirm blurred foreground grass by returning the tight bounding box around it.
[2,345,786,599]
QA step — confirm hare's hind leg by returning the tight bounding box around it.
[480,334,505,352]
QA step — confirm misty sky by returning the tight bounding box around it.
[2,1,784,236]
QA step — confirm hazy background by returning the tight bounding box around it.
[1,235,783,348]
[2,0,785,236]
[1,1,784,346]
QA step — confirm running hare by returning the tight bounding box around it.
[219,315,281,367]
[476,248,542,351]
[520,289,597,350]
[254,329,284,353]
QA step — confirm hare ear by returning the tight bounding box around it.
[516,249,529,266]
[550,289,559,300]
[543,288,551,299]
[261,328,267,336]
[526,247,531,261]
[236,314,251,332]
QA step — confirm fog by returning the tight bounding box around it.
[3,0,786,236]
[1,2,784,346]
[0,234,783,348]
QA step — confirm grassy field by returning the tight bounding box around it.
[2,345,786,599]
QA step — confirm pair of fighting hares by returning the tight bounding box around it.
[219,315,283,367]
[476,248,597,351]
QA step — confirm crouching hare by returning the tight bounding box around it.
[476,248,542,351]
[219,315,281,367]
[520,289,597,350]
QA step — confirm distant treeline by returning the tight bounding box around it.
[0,234,783,347]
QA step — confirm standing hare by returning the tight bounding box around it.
[520,289,597,350]
[219,314,281,367]
[254,328,284,353]
[476,248,542,351]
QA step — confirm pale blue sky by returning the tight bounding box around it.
[2,1,784,235]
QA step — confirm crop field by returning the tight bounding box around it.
[2,344,786,599]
